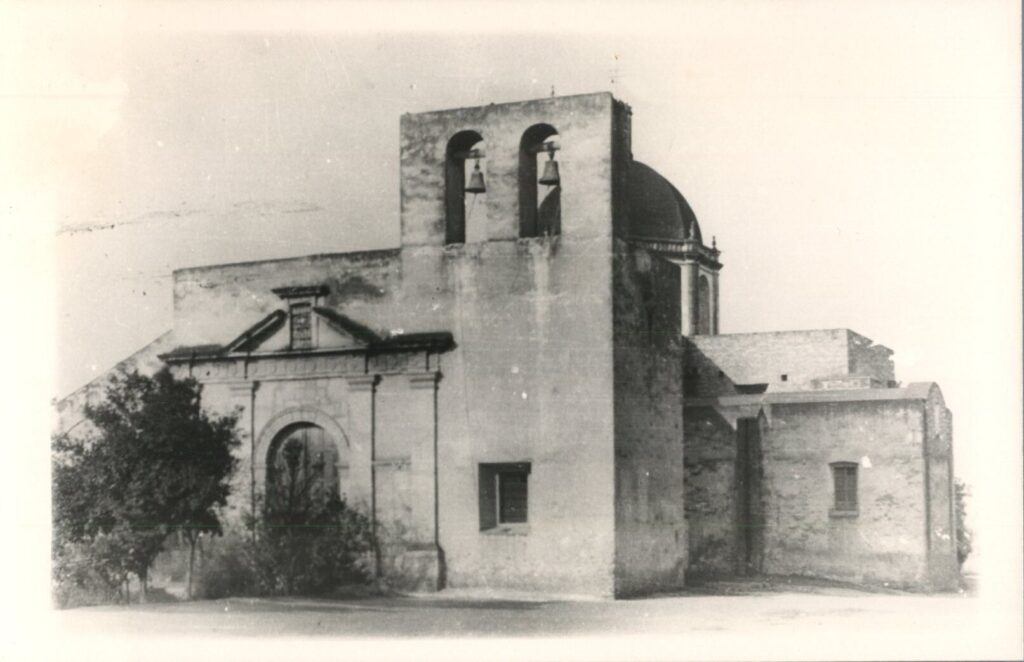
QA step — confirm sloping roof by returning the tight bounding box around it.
[225,310,288,353]
[313,307,382,345]
[159,343,226,360]
[372,332,455,352]
[159,308,453,361]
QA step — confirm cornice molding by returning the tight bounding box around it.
[271,285,329,299]
[407,371,442,390]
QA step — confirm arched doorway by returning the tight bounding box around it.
[265,422,340,520]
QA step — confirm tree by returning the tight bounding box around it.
[954,479,973,569]
[53,367,240,602]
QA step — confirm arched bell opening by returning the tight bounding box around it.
[519,124,561,238]
[445,130,486,245]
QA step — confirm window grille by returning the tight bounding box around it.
[830,462,858,514]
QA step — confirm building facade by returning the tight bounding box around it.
[55,92,958,597]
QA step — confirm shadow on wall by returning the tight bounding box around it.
[683,340,739,398]
[683,405,740,575]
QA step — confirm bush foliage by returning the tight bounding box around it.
[54,367,377,606]
[52,367,240,605]
[191,496,375,599]
[955,479,973,568]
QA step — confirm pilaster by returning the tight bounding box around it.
[345,374,380,517]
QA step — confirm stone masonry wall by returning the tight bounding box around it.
[761,398,931,588]
[683,405,740,575]
[611,241,686,596]
[686,330,852,396]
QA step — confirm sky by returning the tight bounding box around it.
[3,0,1022,640]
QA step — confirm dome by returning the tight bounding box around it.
[626,162,702,243]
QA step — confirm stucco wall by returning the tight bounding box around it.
[761,398,931,587]
[172,237,620,594]
[611,242,686,596]
[427,240,617,596]
[400,93,618,247]
[173,249,403,348]
[398,93,622,595]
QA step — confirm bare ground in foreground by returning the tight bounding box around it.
[35,578,1022,662]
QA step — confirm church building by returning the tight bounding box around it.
[56,92,959,597]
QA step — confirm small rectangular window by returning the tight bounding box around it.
[830,462,858,515]
[290,303,313,349]
[479,462,530,530]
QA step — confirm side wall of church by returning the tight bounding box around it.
[760,399,931,587]
[684,392,955,590]
[611,242,687,595]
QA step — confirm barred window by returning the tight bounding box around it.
[479,462,530,530]
[290,303,313,349]
[830,462,858,515]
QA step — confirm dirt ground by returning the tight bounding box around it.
[30,578,1024,662]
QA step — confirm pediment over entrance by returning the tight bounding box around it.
[220,306,382,355]
[159,306,453,363]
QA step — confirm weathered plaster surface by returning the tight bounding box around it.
[686,329,895,396]
[684,385,958,590]
[612,240,686,595]
[55,92,957,598]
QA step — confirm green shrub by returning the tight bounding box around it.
[251,495,375,596]
[52,536,130,608]
[190,497,375,599]
[192,534,258,600]
[955,479,973,568]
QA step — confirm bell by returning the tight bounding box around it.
[465,160,486,194]
[539,152,560,186]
